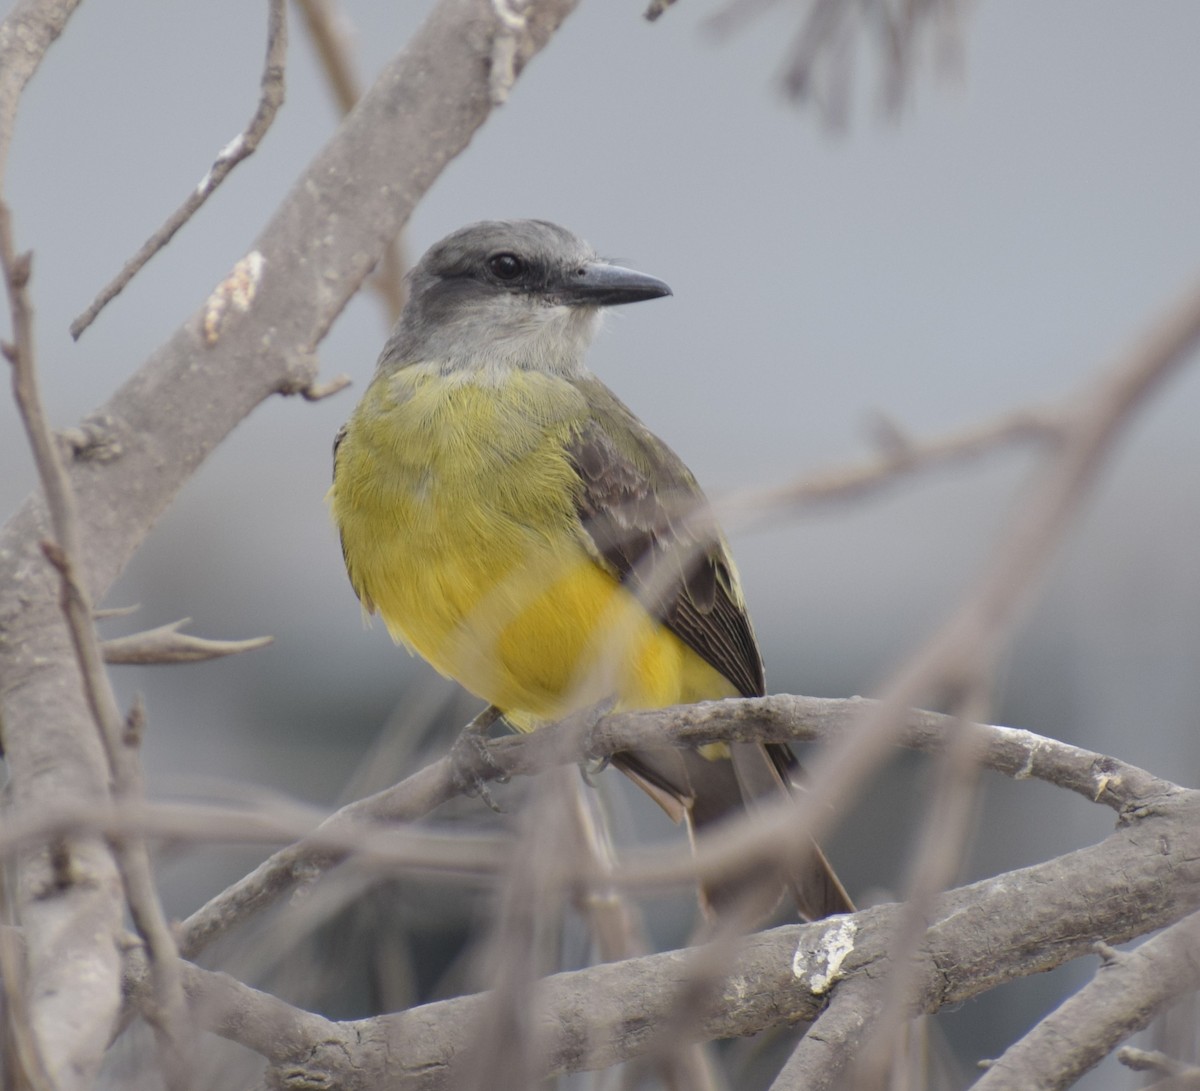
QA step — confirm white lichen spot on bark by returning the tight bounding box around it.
[793,917,857,995]
[203,251,265,345]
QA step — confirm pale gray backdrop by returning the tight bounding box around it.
[3,2,1200,1087]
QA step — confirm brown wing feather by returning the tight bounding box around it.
[565,379,853,921]
[565,388,765,699]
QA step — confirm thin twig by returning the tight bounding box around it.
[566,779,722,1091]
[851,683,992,1090]
[93,603,141,620]
[0,202,194,1087]
[293,0,358,112]
[0,796,514,874]
[156,692,1169,973]
[629,269,1200,955]
[643,0,679,21]
[707,0,966,118]
[101,618,273,665]
[69,0,288,339]
[721,406,1059,527]
[294,0,408,319]
[296,371,352,401]
[461,767,575,1091]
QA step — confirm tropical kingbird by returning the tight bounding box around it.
[330,220,851,919]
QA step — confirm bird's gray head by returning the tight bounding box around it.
[379,220,671,377]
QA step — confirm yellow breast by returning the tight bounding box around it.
[330,365,735,724]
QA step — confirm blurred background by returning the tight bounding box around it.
[4,1,1200,1086]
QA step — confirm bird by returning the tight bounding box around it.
[329,219,851,920]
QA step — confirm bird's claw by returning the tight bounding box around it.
[579,754,613,786]
[576,698,617,785]
[449,711,508,813]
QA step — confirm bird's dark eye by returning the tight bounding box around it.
[487,252,525,281]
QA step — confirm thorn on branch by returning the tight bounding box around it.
[9,249,31,287]
[124,695,146,748]
[644,0,678,20]
[94,604,141,621]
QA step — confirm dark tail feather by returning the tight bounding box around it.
[612,742,853,921]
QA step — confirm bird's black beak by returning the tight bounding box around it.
[558,261,672,307]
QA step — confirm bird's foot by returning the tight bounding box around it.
[579,753,612,786]
[449,705,508,813]
[576,697,618,785]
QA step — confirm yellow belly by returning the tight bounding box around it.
[331,366,736,727]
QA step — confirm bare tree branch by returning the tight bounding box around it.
[707,0,967,119]
[178,961,332,1070]
[0,798,509,877]
[587,695,1170,813]
[162,695,1171,970]
[0,204,192,1087]
[16,693,1181,1085]
[641,270,1200,996]
[69,0,289,339]
[728,406,1059,525]
[975,914,1200,1091]
[294,0,358,113]
[0,2,581,1085]
[294,0,409,319]
[4,4,1192,1082]
[0,0,82,180]
[849,684,992,1090]
[768,974,880,1091]
[231,796,1200,1087]
[564,777,724,1091]
[100,618,274,664]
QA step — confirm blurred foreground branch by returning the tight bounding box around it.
[171,785,1200,1087]
[706,0,967,120]
[0,1,581,1085]
[2,196,191,1087]
[295,0,409,319]
[155,695,1171,970]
